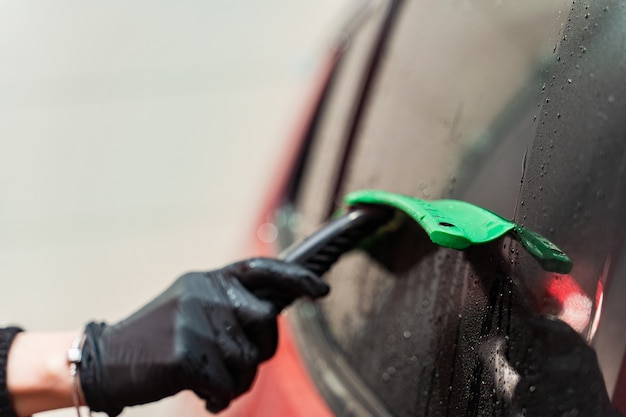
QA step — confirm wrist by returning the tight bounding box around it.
[79,321,124,417]
[7,331,85,416]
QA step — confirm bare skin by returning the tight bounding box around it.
[6,331,85,417]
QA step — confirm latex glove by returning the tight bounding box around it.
[78,258,329,416]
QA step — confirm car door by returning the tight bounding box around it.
[277,1,626,416]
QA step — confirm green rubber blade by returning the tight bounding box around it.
[512,226,573,274]
[344,189,573,273]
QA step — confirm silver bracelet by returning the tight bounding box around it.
[67,332,92,417]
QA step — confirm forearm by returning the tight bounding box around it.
[7,331,85,417]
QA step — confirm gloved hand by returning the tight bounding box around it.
[78,258,329,416]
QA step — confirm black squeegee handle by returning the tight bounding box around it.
[278,205,392,277]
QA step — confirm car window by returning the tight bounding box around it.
[288,1,626,416]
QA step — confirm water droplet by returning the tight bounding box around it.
[382,372,391,381]
[529,385,536,392]
[403,330,412,339]
[568,78,573,83]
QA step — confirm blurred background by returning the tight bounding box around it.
[0,1,350,415]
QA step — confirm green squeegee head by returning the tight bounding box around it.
[343,190,573,274]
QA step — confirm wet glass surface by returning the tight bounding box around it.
[289,0,626,416]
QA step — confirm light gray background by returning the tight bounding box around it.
[0,1,350,416]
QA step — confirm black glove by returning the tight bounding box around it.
[78,258,329,416]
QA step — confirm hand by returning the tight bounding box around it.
[78,258,329,416]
